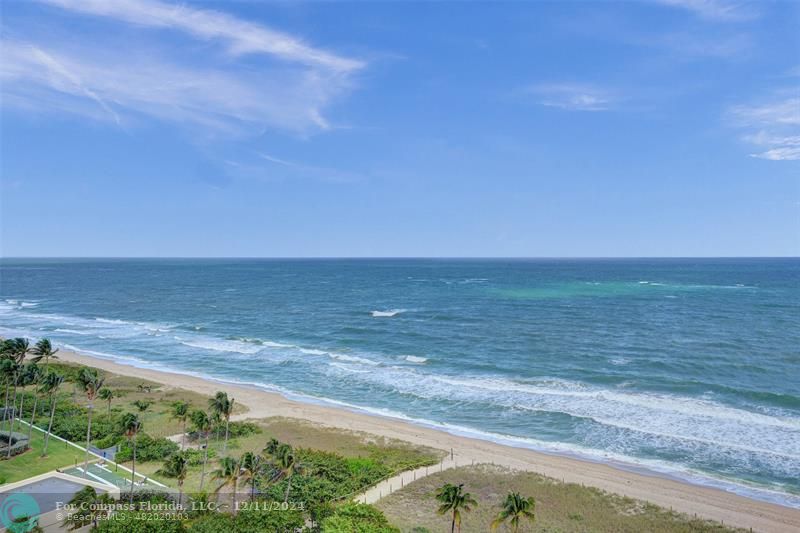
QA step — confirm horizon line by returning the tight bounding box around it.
[1,256,799,260]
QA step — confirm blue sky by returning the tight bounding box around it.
[1,0,798,257]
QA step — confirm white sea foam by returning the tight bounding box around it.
[329,362,371,374]
[329,353,381,366]
[4,299,38,308]
[610,357,630,365]
[371,309,405,317]
[178,337,263,354]
[299,348,327,356]
[54,328,92,335]
[404,355,428,364]
[262,340,296,348]
[94,317,129,325]
[334,369,800,465]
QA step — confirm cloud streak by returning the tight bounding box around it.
[655,0,757,22]
[729,95,800,160]
[2,0,364,135]
[38,0,363,74]
[526,83,615,112]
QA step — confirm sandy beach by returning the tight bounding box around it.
[56,348,800,533]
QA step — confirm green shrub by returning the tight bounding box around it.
[188,505,303,533]
[183,447,216,466]
[261,448,390,506]
[117,434,179,462]
[93,433,122,450]
[321,503,399,533]
[221,421,260,438]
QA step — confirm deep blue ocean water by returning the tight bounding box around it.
[1,258,798,505]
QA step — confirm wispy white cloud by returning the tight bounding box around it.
[730,98,800,126]
[655,0,758,22]
[12,44,122,126]
[729,95,800,160]
[1,0,365,135]
[741,132,800,161]
[1,39,349,134]
[37,0,363,74]
[256,152,364,183]
[526,83,615,112]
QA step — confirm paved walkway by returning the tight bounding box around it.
[354,456,470,504]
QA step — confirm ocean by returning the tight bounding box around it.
[1,258,798,506]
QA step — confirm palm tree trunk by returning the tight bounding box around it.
[284,476,292,503]
[451,512,456,533]
[200,433,209,490]
[129,436,138,504]
[7,390,23,459]
[10,393,24,436]
[223,416,230,455]
[181,419,186,451]
[7,376,18,434]
[43,393,56,456]
[251,477,256,501]
[1,381,10,432]
[178,481,183,507]
[27,394,39,442]
[83,403,93,477]
[107,399,111,415]
[232,478,238,515]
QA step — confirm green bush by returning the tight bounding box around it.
[220,421,260,438]
[187,505,303,533]
[93,433,122,450]
[182,447,216,466]
[321,503,399,533]
[262,448,390,506]
[117,434,179,463]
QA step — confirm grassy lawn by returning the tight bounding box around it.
[0,425,84,484]
[377,465,745,533]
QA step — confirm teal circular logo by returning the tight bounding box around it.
[0,493,40,533]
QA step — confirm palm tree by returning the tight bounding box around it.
[212,455,241,512]
[209,391,234,455]
[240,451,262,501]
[76,367,105,477]
[491,492,535,532]
[170,400,190,450]
[132,398,153,425]
[30,338,59,370]
[435,483,478,533]
[191,409,212,490]
[2,338,31,434]
[210,410,222,443]
[119,412,142,503]
[62,486,114,530]
[264,437,280,456]
[24,364,43,443]
[0,357,16,432]
[158,451,189,506]
[40,370,64,456]
[98,388,116,414]
[8,363,39,447]
[272,443,304,503]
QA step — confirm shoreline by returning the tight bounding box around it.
[56,348,800,533]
